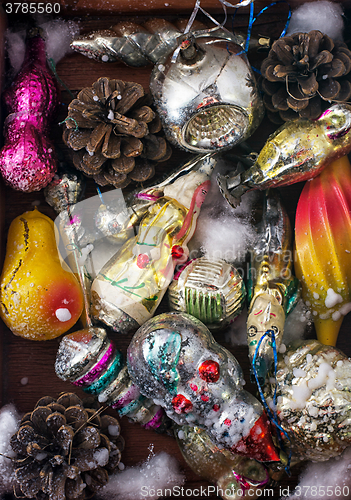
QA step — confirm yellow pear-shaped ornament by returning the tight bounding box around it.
[0,208,84,340]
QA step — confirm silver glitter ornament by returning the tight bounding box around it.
[264,339,351,462]
[150,32,264,153]
[44,167,85,213]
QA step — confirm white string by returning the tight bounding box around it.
[170,0,253,64]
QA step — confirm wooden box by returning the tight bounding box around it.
[1,1,351,499]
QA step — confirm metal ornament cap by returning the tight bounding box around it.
[150,33,264,153]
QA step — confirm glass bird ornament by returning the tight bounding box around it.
[247,190,300,384]
[217,104,351,207]
[127,312,280,463]
[90,154,216,334]
[295,155,351,346]
[0,28,59,192]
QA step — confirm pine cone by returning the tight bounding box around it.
[10,393,124,500]
[260,30,351,123]
[63,77,172,188]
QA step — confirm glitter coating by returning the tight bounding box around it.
[0,31,59,192]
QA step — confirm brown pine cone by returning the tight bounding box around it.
[10,393,124,500]
[260,30,351,123]
[63,77,172,188]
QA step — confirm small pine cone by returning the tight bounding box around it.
[10,393,124,500]
[63,77,172,188]
[260,30,351,123]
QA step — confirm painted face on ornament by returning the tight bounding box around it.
[247,294,285,384]
[127,312,280,463]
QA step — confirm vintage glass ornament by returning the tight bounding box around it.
[70,18,269,68]
[150,31,264,153]
[55,327,170,432]
[0,28,59,192]
[168,257,246,331]
[263,339,351,463]
[295,155,351,346]
[0,209,84,340]
[127,312,280,463]
[44,166,86,214]
[247,190,300,383]
[70,18,188,66]
[217,104,351,207]
[90,154,217,334]
[175,424,269,500]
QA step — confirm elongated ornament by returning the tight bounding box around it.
[127,312,280,463]
[295,155,351,346]
[90,154,216,334]
[55,327,170,432]
[217,104,351,207]
[247,190,300,383]
[0,28,59,192]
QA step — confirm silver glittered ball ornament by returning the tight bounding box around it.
[149,30,264,153]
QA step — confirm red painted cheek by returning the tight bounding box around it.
[172,394,193,414]
[199,360,220,383]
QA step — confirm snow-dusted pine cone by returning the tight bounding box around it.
[261,30,351,123]
[10,393,124,500]
[63,77,172,188]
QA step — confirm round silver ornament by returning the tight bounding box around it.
[168,257,246,331]
[150,31,264,153]
[264,339,351,463]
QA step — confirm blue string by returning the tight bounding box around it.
[252,329,292,474]
[95,183,105,204]
[231,0,292,69]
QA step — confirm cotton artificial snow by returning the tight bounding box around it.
[286,1,344,41]
[289,362,336,409]
[282,447,351,500]
[97,451,185,500]
[188,159,257,264]
[283,300,311,345]
[325,289,343,309]
[6,18,79,75]
[0,404,21,496]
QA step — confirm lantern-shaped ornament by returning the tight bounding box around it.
[149,30,264,153]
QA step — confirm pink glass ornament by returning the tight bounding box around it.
[0,28,59,192]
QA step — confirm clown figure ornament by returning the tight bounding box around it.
[247,190,300,384]
[127,312,280,463]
